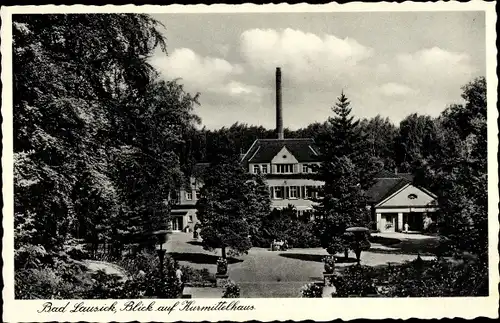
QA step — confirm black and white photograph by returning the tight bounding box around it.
[2,2,498,321]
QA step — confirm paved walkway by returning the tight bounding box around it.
[164,232,438,298]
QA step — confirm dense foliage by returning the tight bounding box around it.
[299,283,323,298]
[222,281,241,298]
[413,77,487,260]
[14,14,198,298]
[180,266,216,287]
[330,266,378,297]
[252,205,320,248]
[15,249,182,299]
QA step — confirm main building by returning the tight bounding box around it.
[169,68,438,234]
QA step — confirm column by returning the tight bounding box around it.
[397,212,403,232]
[376,213,382,231]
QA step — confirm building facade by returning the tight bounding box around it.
[240,138,323,215]
[366,170,439,233]
[168,163,208,233]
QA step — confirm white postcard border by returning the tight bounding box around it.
[2,2,498,322]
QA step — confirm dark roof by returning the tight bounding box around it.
[374,169,401,179]
[397,173,414,182]
[366,177,410,204]
[192,162,210,178]
[241,138,320,164]
[374,170,414,182]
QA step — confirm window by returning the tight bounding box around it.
[195,191,201,200]
[261,164,268,174]
[408,194,418,200]
[302,164,309,173]
[185,192,193,200]
[253,164,260,173]
[289,186,298,199]
[305,186,315,199]
[273,186,284,199]
[188,215,193,223]
[276,164,294,173]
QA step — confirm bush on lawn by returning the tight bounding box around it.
[330,265,378,297]
[222,281,240,298]
[376,257,488,297]
[300,282,323,298]
[181,266,216,287]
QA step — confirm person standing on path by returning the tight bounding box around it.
[403,222,410,233]
[176,266,184,292]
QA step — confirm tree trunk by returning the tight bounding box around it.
[355,250,361,265]
[221,246,226,259]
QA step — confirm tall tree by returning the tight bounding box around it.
[394,114,441,173]
[196,154,253,259]
[13,14,199,255]
[246,173,272,246]
[314,92,374,255]
[414,77,487,260]
[359,115,398,170]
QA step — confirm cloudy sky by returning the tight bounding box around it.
[150,11,485,130]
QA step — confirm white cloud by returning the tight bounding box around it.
[377,82,419,97]
[396,47,476,86]
[216,44,230,57]
[240,28,373,84]
[150,47,244,93]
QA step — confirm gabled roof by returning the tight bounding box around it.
[367,170,435,204]
[241,138,320,164]
[365,177,410,204]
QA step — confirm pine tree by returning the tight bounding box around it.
[314,92,373,255]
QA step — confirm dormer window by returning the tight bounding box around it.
[253,164,260,173]
[261,165,268,174]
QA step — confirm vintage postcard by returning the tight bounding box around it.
[1,2,498,322]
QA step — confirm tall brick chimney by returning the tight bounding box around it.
[276,67,284,140]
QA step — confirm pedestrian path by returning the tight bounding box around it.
[168,232,437,298]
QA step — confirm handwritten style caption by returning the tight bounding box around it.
[38,300,255,314]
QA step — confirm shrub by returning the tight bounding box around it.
[377,258,488,297]
[331,265,378,297]
[15,246,93,299]
[300,282,323,298]
[181,266,216,287]
[323,255,336,274]
[222,281,240,298]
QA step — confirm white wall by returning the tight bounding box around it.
[377,184,437,208]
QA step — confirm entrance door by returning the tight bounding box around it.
[171,217,184,231]
[383,214,396,232]
[406,212,423,231]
